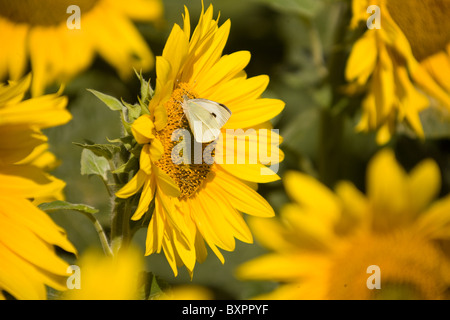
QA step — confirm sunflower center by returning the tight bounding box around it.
[387,0,450,61]
[327,231,450,300]
[0,0,99,26]
[154,83,213,200]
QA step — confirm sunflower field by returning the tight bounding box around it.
[1,0,450,302]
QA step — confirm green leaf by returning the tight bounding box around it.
[134,69,153,107]
[121,99,142,124]
[73,142,120,160]
[142,272,170,300]
[87,89,124,111]
[107,135,136,151]
[80,149,111,180]
[38,200,99,214]
[112,154,138,174]
[39,200,113,256]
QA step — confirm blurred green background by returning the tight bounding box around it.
[43,0,450,299]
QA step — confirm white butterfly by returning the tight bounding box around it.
[181,95,232,143]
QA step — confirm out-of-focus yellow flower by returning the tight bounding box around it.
[158,285,213,300]
[63,246,144,300]
[0,75,71,203]
[0,76,76,299]
[237,149,450,300]
[116,3,284,277]
[346,0,450,144]
[0,0,163,96]
[0,195,77,300]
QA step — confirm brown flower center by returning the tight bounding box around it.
[154,83,213,200]
[0,0,99,26]
[327,231,450,300]
[387,0,450,61]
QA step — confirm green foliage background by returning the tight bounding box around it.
[43,0,450,299]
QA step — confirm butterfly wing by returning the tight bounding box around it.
[183,98,232,143]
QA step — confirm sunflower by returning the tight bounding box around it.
[346,0,450,144]
[157,285,213,300]
[237,149,450,300]
[0,0,163,96]
[63,246,144,300]
[0,76,76,299]
[0,195,76,300]
[115,4,284,277]
[0,75,71,202]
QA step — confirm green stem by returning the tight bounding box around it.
[306,20,328,79]
[318,0,351,188]
[82,212,113,256]
[110,197,134,254]
[121,199,132,247]
[318,109,345,188]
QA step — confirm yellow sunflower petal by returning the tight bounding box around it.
[0,242,45,300]
[204,74,269,106]
[346,31,377,84]
[219,163,280,183]
[408,159,441,215]
[162,24,189,81]
[224,98,285,129]
[194,50,251,93]
[131,115,155,145]
[115,169,147,199]
[213,168,274,217]
[367,149,410,229]
[422,50,450,92]
[415,195,450,239]
[145,197,165,255]
[131,176,156,220]
[139,144,152,175]
[193,191,236,251]
[236,253,329,282]
[0,164,64,200]
[247,216,292,252]
[284,171,340,225]
[0,196,76,254]
[0,206,70,276]
[153,166,181,198]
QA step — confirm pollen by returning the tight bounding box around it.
[154,83,214,200]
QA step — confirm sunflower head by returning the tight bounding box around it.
[0,0,163,96]
[346,0,450,144]
[0,75,76,300]
[238,149,450,300]
[88,3,284,277]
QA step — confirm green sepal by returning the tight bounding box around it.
[87,89,124,111]
[73,141,120,160]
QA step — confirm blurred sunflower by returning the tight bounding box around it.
[116,4,284,276]
[0,195,76,300]
[346,0,450,144]
[157,285,213,300]
[0,76,76,299]
[237,149,450,300]
[0,75,71,202]
[63,246,144,300]
[0,0,163,96]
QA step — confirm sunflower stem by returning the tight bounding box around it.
[110,197,134,254]
[318,0,351,188]
[81,210,113,257]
